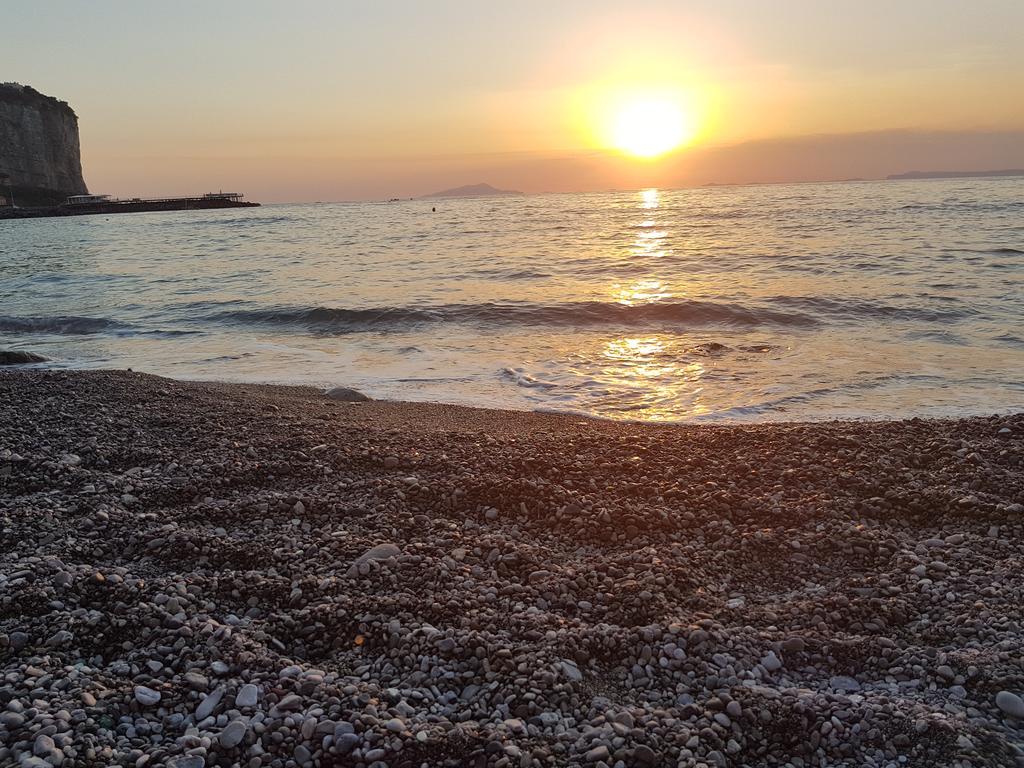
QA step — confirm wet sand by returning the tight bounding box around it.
[1,369,1022,767]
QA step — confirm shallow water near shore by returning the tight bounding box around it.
[1,177,1022,422]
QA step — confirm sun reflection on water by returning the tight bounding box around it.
[610,188,676,303]
[612,278,671,305]
[604,336,673,376]
[600,188,711,419]
[535,188,721,419]
[633,189,669,259]
[599,335,709,420]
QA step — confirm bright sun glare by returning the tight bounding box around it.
[611,97,693,158]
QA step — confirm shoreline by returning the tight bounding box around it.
[4,358,1022,428]
[2,369,1023,766]
[140,373,1024,429]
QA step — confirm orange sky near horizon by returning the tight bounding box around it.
[3,1,1023,201]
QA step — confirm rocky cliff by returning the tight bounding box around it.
[0,83,88,206]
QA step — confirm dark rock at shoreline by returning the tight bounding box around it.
[0,350,47,365]
[325,385,372,402]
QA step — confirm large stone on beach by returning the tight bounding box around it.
[334,732,360,754]
[195,687,224,720]
[783,637,806,654]
[996,690,1024,718]
[585,745,611,762]
[346,543,401,577]
[235,683,259,708]
[830,675,861,692]
[219,719,247,748]
[33,734,55,757]
[0,350,47,365]
[269,693,304,717]
[325,386,371,402]
[0,712,25,728]
[557,659,583,682]
[134,685,161,706]
[10,631,30,650]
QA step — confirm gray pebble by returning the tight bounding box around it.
[219,719,247,748]
[134,686,161,706]
[195,687,224,720]
[345,543,401,578]
[996,691,1024,719]
[235,683,259,708]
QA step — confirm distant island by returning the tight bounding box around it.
[422,182,523,199]
[887,169,1024,180]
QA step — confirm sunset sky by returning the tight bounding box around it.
[4,0,1023,201]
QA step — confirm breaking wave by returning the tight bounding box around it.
[0,315,197,337]
[210,300,819,333]
[0,315,129,335]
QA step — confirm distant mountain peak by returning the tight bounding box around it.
[422,183,523,199]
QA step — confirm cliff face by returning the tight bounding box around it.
[0,83,88,206]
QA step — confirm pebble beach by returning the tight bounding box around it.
[2,369,1023,767]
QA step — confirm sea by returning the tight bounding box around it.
[2,178,1022,422]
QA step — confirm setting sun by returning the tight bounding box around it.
[573,82,707,160]
[611,97,693,157]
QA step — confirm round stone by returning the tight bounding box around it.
[134,686,161,706]
[996,691,1024,719]
[219,719,247,748]
[235,683,259,708]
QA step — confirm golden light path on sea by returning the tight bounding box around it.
[600,188,710,420]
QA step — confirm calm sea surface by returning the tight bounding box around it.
[2,178,1022,422]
